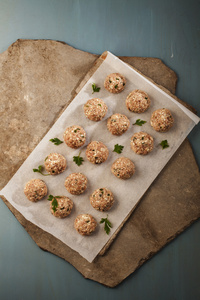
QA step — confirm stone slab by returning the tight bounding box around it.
[0,40,199,287]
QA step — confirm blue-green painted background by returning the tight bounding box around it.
[0,1,199,299]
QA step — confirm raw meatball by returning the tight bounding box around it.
[107,113,130,135]
[111,157,135,179]
[126,89,150,113]
[150,108,174,132]
[131,132,154,155]
[50,196,73,218]
[104,73,126,93]
[84,98,108,121]
[63,125,86,148]
[65,173,87,195]
[24,179,47,202]
[44,153,67,175]
[90,188,114,212]
[86,141,109,164]
[74,214,97,236]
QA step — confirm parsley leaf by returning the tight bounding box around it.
[160,140,169,149]
[49,138,63,145]
[33,165,50,176]
[73,151,84,166]
[92,83,101,94]
[100,215,112,235]
[133,119,147,126]
[47,195,60,212]
[113,144,124,154]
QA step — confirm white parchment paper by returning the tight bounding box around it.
[1,52,199,263]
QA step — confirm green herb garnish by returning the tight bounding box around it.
[49,138,63,145]
[160,140,169,149]
[113,144,124,154]
[33,165,50,176]
[73,151,84,166]
[100,215,112,235]
[99,188,104,194]
[133,119,147,126]
[47,195,61,212]
[92,83,101,94]
[74,128,80,133]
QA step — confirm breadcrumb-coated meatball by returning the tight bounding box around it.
[44,153,67,175]
[65,173,87,195]
[24,179,47,202]
[50,196,73,218]
[126,89,150,113]
[63,125,86,148]
[90,188,114,212]
[84,98,108,121]
[107,113,130,135]
[74,214,97,236]
[86,141,109,164]
[104,73,126,93]
[131,132,154,155]
[150,108,174,132]
[111,157,135,179]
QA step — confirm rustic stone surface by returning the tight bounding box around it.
[0,39,199,287]
[1,139,200,287]
[0,39,178,189]
[0,39,97,188]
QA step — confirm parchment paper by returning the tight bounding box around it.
[0,52,199,263]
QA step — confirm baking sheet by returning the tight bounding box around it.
[0,51,199,263]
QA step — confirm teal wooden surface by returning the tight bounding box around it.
[0,1,200,299]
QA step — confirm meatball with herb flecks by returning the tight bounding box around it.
[104,73,126,93]
[126,89,151,113]
[150,108,174,132]
[84,98,108,121]
[50,196,73,218]
[24,179,47,202]
[44,153,67,175]
[65,173,87,195]
[131,132,154,155]
[63,125,86,148]
[86,141,109,164]
[90,188,114,212]
[107,113,130,135]
[111,157,135,179]
[74,214,97,236]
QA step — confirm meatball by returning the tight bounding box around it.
[64,173,87,195]
[111,157,135,179]
[63,125,86,148]
[150,108,174,132]
[86,141,109,164]
[84,98,108,121]
[50,196,73,218]
[126,89,151,113]
[107,113,130,135]
[24,179,47,202]
[131,132,154,155]
[44,153,67,175]
[74,214,97,236]
[90,188,114,212]
[104,73,126,93]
